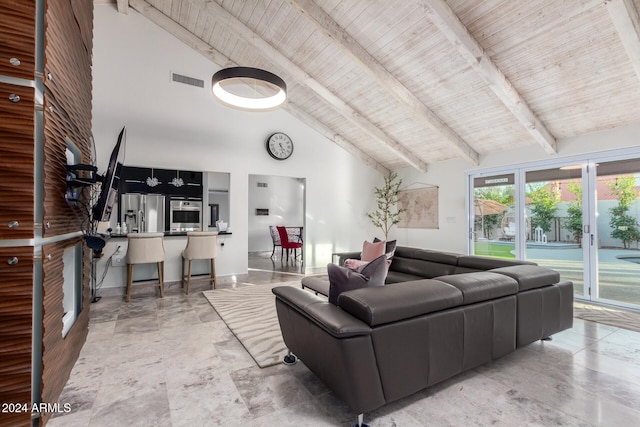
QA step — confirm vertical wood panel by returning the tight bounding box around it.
[44,0,93,141]
[1,1,94,425]
[0,2,36,80]
[0,82,36,240]
[0,246,34,427]
[42,93,90,236]
[38,1,94,424]
[40,238,90,426]
[42,0,94,238]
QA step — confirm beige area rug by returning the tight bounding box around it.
[203,281,299,368]
[574,302,640,333]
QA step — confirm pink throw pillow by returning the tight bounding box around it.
[345,257,391,274]
[361,240,386,262]
[344,258,369,270]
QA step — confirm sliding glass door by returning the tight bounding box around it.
[594,159,640,307]
[523,165,587,298]
[468,151,640,310]
[471,173,516,259]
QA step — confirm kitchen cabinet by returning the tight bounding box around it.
[119,166,203,197]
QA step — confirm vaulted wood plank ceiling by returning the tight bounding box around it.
[108,0,640,174]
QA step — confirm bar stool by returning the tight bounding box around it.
[181,231,218,294]
[125,232,165,302]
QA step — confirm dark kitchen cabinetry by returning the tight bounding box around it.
[120,166,203,198]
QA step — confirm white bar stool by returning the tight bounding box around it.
[125,232,165,302]
[181,231,218,294]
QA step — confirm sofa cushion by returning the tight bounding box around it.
[301,275,330,296]
[385,270,424,284]
[328,255,387,305]
[490,265,560,291]
[361,240,386,262]
[390,256,457,279]
[338,279,463,326]
[393,246,462,265]
[456,255,536,270]
[434,271,518,304]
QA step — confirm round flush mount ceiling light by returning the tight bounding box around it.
[211,67,287,111]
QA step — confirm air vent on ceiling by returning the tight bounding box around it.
[171,72,204,88]
[257,182,268,188]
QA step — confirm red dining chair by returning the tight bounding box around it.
[276,226,303,261]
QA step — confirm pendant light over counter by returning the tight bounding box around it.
[211,67,287,111]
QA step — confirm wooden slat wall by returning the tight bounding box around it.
[44,0,93,139]
[40,238,90,426]
[0,5,36,427]
[38,1,94,425]
[0,83,36,240]
[1,1,94,426]
[42,93,91,235]
[0,246,34,427]
[42,0,93,237]
[0,3,36,80]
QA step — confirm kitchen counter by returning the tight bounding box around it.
[108,231,232,238]
[93,230,237,297]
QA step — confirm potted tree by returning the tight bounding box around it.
[367,172,405,240]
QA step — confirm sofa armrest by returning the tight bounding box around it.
[333,251,361,265]
[272,286,372,338]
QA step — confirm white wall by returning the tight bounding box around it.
[92,4,381,287]
[393,158,470,253]
[248,175,304,252]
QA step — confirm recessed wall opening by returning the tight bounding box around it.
[62,243,83,337]
[248,174,305,273]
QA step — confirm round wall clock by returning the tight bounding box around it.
[266,132,294,160]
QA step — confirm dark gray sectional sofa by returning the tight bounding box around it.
[272,246,574,426]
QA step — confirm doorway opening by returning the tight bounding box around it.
[247,174,305,274]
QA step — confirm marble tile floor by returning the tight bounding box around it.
[49,273,640,427]
[249,251,307,275]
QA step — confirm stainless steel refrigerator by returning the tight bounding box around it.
[120,193,166,233]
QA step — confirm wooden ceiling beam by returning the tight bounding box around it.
[415,0,558,155]
[286,0,479,166]
[184,0,428,172]
[126,0,390,175]
[607,0,640,82]
[116,0,129,14]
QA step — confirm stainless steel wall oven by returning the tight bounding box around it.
[169,198,202,231]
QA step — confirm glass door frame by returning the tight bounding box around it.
[466,146,640,309]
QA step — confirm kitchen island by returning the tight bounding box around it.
[93,230,240,298]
